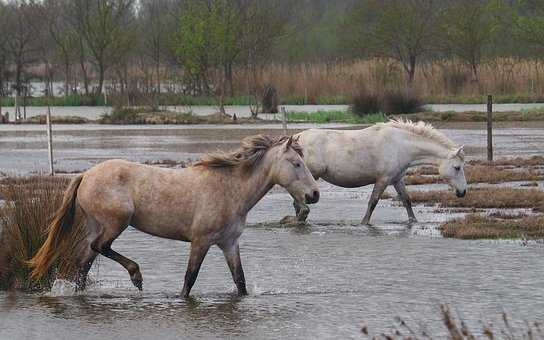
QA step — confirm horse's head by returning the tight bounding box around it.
[272,136,320,205]
[438,146,467,198]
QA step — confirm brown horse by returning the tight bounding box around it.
[28,135,319,297]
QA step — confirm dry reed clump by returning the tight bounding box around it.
[407,187,544,209]
[349,87,424,116]
[405,166,544,185]
[440,213,544,239]
[363,304,544,339]
[0,176,85,291]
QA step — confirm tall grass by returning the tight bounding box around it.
[0,95,105,107]
[5,58,544,107]
[0,176,85,291]
[243,58,544,104]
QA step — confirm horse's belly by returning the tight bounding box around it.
[321,172,375,188]
[130,212,191,241]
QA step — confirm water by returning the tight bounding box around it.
[1,122,544,339]
[2,102,544,121]
[1,122,543,175]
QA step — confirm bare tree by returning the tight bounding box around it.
[42,0,80,96]
[346,0,445,84]
[443,0,496,82]
[69,0,136,95]
[3,0,41,118]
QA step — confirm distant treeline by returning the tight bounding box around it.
[1,0,544,103]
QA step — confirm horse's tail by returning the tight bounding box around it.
[28,174,84,279]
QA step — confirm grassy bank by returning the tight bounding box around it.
[286,111,386,124]
[0,176,84,291]
[440,213,544,239]
[99,109,265,124]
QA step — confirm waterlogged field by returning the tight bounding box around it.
[1,122,543,339]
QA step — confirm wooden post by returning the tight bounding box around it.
[487,94,493,162]
[46,102,54,176]
[45,61,54,176]
[281,107,287,136]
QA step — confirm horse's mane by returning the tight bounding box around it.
[193,134,303,170]
[382,119,457,150]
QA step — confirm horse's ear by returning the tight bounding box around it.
[284,136,293,152]
[455,145,465,159]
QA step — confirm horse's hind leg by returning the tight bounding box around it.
[90,218,143,290]
[393,179,417,224]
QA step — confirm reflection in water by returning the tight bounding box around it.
[1,223,543,339]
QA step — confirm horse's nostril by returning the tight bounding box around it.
[305,191,320,204]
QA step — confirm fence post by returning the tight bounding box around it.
[487,94,493,162]
[46,98,54,176]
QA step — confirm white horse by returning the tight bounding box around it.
[286,119,467,225]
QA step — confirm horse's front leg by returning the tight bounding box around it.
[295,200,310,221]
[219,239,248,296]
[393,179,417,224]
[362,180,388,226]
[280,199,309,224]
[181,240,210,298]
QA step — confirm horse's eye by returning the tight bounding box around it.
[454,166,461,171]
[294,162,301,168]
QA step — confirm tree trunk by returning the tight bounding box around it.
[64,61,70,96]
[471,62,479,83]
[407,56,417,85]
[79,41,89,95]
[97,62,105,96]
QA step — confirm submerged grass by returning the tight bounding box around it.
[399,109,544,122]
[407,187,544,210]
[405,166,544,185]
[364,304,544,339]
[0,176,84,291]
[440,213,544,239]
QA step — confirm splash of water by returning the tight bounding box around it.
[48,279,77,297]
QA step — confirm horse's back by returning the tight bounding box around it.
[77,159,200,240]
[297,126,389,187]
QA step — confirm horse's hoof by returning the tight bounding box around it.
[131,278,143,291]
[408,218,418,225]
[280,216,298,224]
[361,220,372,226]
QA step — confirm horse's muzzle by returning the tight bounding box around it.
[456,189,466,198]
[305,190,320,204]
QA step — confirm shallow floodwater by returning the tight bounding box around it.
[1,122,544,339]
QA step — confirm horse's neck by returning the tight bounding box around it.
[404,137,451,167]
[231,162,274,215]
